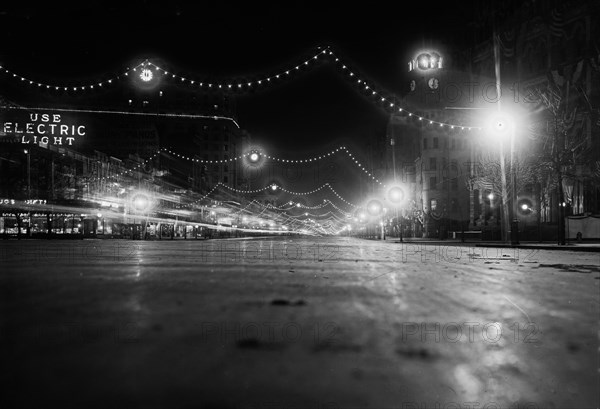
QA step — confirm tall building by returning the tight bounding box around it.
[386,0,600,239]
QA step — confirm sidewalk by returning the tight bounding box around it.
[381,236,600,252]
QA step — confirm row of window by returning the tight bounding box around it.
[423,137,469,150]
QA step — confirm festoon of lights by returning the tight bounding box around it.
[143,50,327,91]
[181,180,359,211]
[275,182,360,209]
[163,145,387,187]
[0,62,145,91]
[93,150,160,181]
[179,183,228,208]
[0,49,481,130]
[233,199,351,221]
[326,48,481,131]
[145,47,480,130]
[258,200,351,220]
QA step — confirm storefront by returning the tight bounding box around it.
[1,212,86,238]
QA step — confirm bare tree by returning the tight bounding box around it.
[526,59,595,243]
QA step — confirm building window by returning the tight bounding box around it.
[430,199,437,211]
[433,137,439,149]
[224,144,228,152]
[423,138,428,150]
[430,177,437,190]
[224,165,228,172]
[223,176,228,183]
[429,157,437,170]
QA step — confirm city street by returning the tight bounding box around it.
[1,237,598,409]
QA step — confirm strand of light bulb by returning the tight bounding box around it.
[328,50,481,131]
[0,63,145,91]
[96,151,160,181]
[1,49,481,130]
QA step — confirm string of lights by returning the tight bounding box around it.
[178,181,359,211]
[327,48,481,131]
[144,50,326,90]
[92,151,160,181]
[162,145,386,187]
[251,199,352,220]
[0,63,145,91]
[180,184,224,208]
[1,48,481,129]
[161,147,246,163]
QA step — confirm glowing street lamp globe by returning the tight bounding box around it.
[140,68,153,82]
[270,184,278,191]
[249,152,260,162]
[132,194,150,212]
[387,186,405,204]
[485,111,520,142]
[366,199,383,216]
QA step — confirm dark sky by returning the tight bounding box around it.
[0,1,480,155]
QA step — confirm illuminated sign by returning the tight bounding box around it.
[408,51,443,72]
[0,198,48,205]
[2,113,86,146]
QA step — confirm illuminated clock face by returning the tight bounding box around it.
[410,80,416,91]
[140,68,153,82]
[428,77,439,89]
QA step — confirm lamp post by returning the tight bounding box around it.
[390,132,401,240]
[387,186,405,242]
[509,123,519,245]
[25,149,31,200]
[366,199,384,240]
[487,112,519,245]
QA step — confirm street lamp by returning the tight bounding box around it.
[24,149,31,200]
[366,199,385,240]
[486,111,519,245]
[248,151,260,163]
[132,193,151,239]
[386,185,406,241]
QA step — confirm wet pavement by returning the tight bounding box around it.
[1,237,599,408]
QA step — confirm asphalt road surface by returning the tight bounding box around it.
[1,237,599,409]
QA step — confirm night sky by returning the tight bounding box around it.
[0,1,481,156]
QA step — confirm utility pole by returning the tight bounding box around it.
[555,116,566,245]
[390,120,401,241]
[510,126,519,245]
